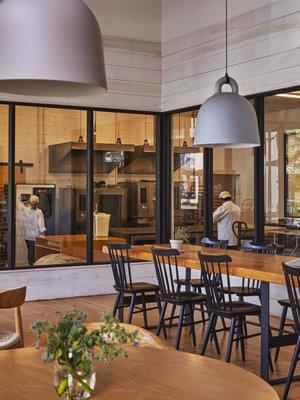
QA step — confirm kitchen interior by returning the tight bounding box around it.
[0,94,299,268]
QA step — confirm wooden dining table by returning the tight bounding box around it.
[0,346,279,400]
[127,244,299,386]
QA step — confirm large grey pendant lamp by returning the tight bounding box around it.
[194,0,260,148]
[0,0,107,97]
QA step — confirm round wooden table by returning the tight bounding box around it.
[0,347,279,400]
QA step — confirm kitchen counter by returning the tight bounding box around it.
[35,235,125,263]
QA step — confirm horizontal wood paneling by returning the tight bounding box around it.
[162,0,300,111]
[0,36,162,112]
[163,0,300,56]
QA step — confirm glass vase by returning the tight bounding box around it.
[54,360,96,399]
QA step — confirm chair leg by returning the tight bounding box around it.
[212,317,221,355]
[274,305,288,362]
[175,304,185,350]
[199,297,206,324]
[112,292,121,318]
[156,297,167,339]
[168,283,181,328]
[157,302,167,337]
[140,292,148,330]
[238,316,246,362]
[282,336,300,400]
[221,316,227,331]
[118,293,124,322]
[201,313,217,355]
[127,293,136,324]
[226,316,237,363]
[189,304,196,346]
[168,304,177,328]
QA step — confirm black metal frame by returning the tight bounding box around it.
[1,83,300,270]
[7,105,16,269]
[156,112,172,243]
[203,148,213,238]
[254,96,265,243]
[86,109,94,264]
[284,131,300,218]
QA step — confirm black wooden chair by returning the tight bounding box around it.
[151,247,207,350]
[225,241,276,301]
[232,221,249,248]
[200,237,229,249]
[173,237,228,293]
[282,261,300,400]
[107,243,162,330]
[274,249,300,362]
[168,237,227,328]
[198,253,261,362]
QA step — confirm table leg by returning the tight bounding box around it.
[185,268,191,291]
[260,281,270,382]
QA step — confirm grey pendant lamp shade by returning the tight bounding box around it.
[194,0,260,148]
[0,0,107,97]
[194,75,260,148]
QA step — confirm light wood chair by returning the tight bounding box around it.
[85,322,170,350]
[0,287,26,350]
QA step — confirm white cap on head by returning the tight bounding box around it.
[219,191,231,199]
[30,195,39,204]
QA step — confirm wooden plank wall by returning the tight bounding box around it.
[161,0,300,111]
[0,1,298,112]
[0,36,162,112]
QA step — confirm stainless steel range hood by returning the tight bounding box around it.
[49,142,134,173]
[48,142,200,174]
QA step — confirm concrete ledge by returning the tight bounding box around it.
[0,262,157,301]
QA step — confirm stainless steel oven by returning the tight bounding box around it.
[125,181,156,224]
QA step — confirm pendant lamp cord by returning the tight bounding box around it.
[225,0,229,83]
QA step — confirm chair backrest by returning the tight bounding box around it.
[107,243,133,291]
[0,287,26,309]
[239,241,275,291]
[201,237,228,249]
[241,240,276,255]
[151,247,181,300]
[282,262,300,335]
[198,253,234,312]
[0,287,26,347]
[232,221,248,248]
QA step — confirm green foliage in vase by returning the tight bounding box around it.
[174,226,191,243]
[31,310,137,378]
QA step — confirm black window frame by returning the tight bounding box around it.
[1,83,300,270]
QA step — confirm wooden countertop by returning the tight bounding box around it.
[35,235,125,263]
[0,347,279,400]
[128,244,297,286]
[36,235,124,243]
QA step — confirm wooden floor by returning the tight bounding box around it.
[1,294,299,399]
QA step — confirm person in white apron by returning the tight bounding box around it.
[18,195,46,266]
[213,191,241,248]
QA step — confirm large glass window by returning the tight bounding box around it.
[285,130,300,217]
[0,105,8,268]
[213,147,254,226]
[15,106,87,267]
[264,92,300,250]
[93,111,157,262]
[172,110,204,244]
